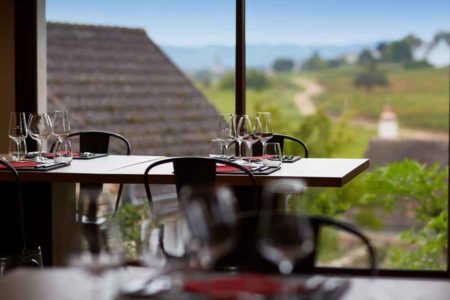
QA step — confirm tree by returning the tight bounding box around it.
[379,34,422,64]
[302,51,326,71]
[246,69,271,90]
[272,58,295,72]
[358,48,375,66]
[353,68,389,92]
[218,71,234,90]
[218,69,270,91]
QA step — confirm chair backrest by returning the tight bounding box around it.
[252,133,309,158]
[227,214,376,275]
[50,130,131,213]
[143,157,257,211]
[50,130,131,155]
[0,160,25,257]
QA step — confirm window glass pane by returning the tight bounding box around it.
[248,0,449,271]
[46,0,235,258]
[46,0,235,157]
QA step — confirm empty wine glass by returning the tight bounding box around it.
[8,139,27,162]
[237,115,261,161]
[257,179,314,274]
[53,111,73,163]
[8,112,28,162]
[28,113,53,161]
[263,142,283,167]
[256,112,273,155]
[179,185,239,270]
[234,115,248,161]
[209,139,225,158]
[216,114,236,159]
[69,192,124,300]
[53,110,71,140]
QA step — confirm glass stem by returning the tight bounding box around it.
[37,140,43,161]
[238,140,242,160]
[247,142,253,158]
[224,144,229,159]
[262,141,266,157]
[15,140,21,162]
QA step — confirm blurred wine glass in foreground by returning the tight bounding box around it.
[68,192,124,300]
[257,179,313,274]
[179,185,239,270]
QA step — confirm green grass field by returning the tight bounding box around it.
[197,74,302,134]
[307,67,449,132]
[197,73,373,159]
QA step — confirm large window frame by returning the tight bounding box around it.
[15,0,450,278]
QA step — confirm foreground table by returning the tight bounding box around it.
[0,156,369,265]
[0,268,449,300]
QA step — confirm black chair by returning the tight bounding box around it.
[252,133,309,158]
[0,159,43,277]
[143,157,257,263]
[143,157,257,210]
[227,213,377,275]
[50,130,131,212]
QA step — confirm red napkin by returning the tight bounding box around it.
[0,161,39,169]
[184,274,283,299]
[216,165,251,173]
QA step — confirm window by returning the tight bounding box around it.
[47,0,449,273]
[246,0,449,272]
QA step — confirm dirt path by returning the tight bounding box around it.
[292,76,448,141]
[293,77,322,116]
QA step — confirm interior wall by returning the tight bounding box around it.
[0,0,15,153]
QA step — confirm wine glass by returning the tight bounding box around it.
[257,179,314,274]
[216,114,236,159]
[209,139,225,158]
[53,110,71,141]
[179,185,239,270]
[256,112,273,156]
[8,112,28,162]
[237,115,261,161]
[53,111,73,163]
[8,139,27,162]
[69,192,124,300]
[263,142,283,167]
[28,113,53,162]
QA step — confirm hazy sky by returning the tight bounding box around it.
[47,0,449,47]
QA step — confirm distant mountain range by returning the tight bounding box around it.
[161,43,374,71]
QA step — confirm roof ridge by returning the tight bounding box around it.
[47,21,146,33]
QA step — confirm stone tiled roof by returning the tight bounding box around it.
[47,22,218,156]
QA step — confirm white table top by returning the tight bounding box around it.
[0,155,369,187]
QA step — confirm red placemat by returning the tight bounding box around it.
[216,165,251,173]
[184,274,283,299]
[0,161,39,169]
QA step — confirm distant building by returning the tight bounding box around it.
[340,52,358,64]
[378,105,399,139]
